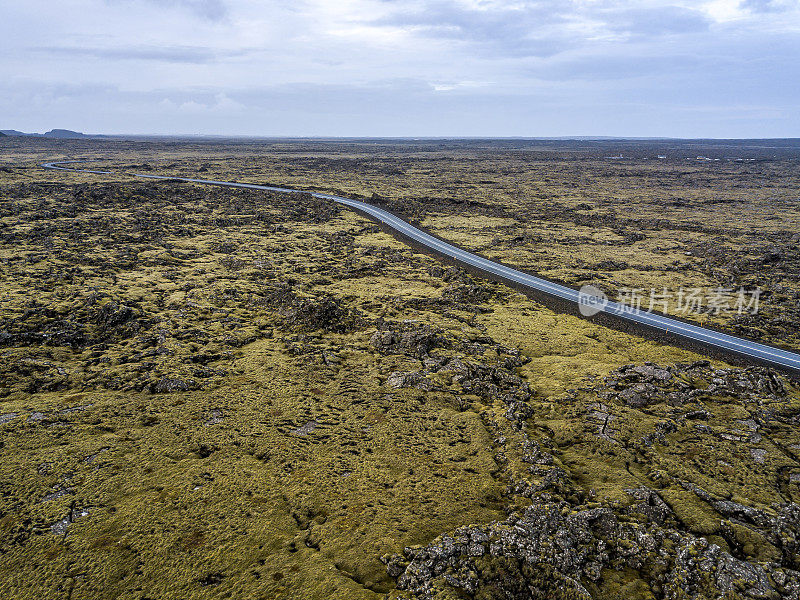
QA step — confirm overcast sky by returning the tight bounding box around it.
[2,0,798,137]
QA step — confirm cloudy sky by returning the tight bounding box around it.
[2,0,798,137]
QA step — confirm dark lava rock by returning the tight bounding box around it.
[441,281,493,306]
[150,377,199,394]
[625,486,673,524]
[442,357,533,422]
[285,296,362,333]
[386,371,436,391]
[370,320,448,358]
[602,362,788,409]
[385,497,800,600]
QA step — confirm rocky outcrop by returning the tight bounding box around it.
[0,296,149,349]
[441,356,534,423]
[284,296,363,333]
[371,319,534,424]
[370,320,448,358]
[602,361,787,408]
[387,371,436,391]
[385,498,800,600]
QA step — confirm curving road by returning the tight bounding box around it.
[42,160,800,376]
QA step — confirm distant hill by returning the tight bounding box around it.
[43,129,86,139]
[1,129,87,138]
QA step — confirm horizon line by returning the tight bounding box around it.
[4,131,800,142]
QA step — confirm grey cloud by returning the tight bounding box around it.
[373,0,572,57]
[2,74,798,138]
[372,1,710,59]
[105,0,228,21]
[604,6,710,37]
[31,45,249,64]
[740,0,792,12]
[376,0,568,41]
[4,1,800,137]
[175,0,227,20]
[533,54,702,82]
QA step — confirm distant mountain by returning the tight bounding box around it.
[1,129,87,138]
[43,129,86,139]
[0,132,6,137]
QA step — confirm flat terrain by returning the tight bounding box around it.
[2,137,800,599]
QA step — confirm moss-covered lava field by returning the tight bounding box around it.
[2,136,800,599]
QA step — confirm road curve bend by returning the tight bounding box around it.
[41,160,800,376]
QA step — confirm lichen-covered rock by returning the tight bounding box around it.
[602,361,788,408]
[387,498,800,599]
[387,371,436,391]
[285,296,363,333]
[150,377,200,394]
[441,357,534,422]
[370,320,448,358]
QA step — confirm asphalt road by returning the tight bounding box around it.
[42,160,800,375]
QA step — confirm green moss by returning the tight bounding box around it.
[2,139,799,599]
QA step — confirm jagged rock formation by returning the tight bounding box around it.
[385,497,800,599]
